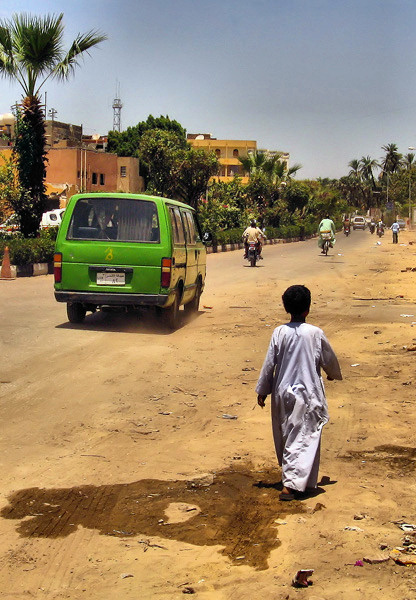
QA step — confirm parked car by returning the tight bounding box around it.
[397,218,406,230]
[0,213,19,234]
[352,216,366,230]
[54,193,208,329]
[40,209,65,229]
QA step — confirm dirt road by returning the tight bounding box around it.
[1,230,416,599]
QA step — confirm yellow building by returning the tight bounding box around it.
[187,134,290,183]
[187,134,256,183]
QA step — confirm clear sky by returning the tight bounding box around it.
[1,0,416,179]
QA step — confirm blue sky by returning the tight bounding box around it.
[1,0,416,179]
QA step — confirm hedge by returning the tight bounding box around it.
[213,222,318,245]
[0,228,57,266]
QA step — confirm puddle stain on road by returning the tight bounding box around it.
[342,445,416,474]
[0,464,304,570]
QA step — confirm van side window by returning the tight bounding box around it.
[169,207,185,244]
[182,211,197,244]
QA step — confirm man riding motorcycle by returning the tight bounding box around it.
[318,214,336,253]
[343,216,351,235]
[242,220,265,259]
[376,219,385,236]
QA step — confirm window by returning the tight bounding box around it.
[215,149,221,157]
[169,207,185,244]
[233,149,239,157]
[92,172,98,185]
[100,173,105,185]
[182,211,197,244]
[120,166,127,177]
[67,197,160,242]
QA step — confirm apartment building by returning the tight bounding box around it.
[187,134,290,183]
[187,133,256,183]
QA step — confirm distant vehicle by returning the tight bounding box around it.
[40,209,65,229]
[0,213,19,234]
[352,216,366,230]
[397,218,406,230]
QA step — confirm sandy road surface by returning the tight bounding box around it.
[1,230,416,599]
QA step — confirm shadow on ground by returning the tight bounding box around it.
[1,463,306,570]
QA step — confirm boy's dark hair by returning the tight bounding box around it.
[282,285,311,315]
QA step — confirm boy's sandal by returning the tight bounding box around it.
[279,491,295,501]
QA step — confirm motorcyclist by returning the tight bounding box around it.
[343,216,350,234]
[369,218,376,234]
[318,214,336,253]
[376,219,385,235]
[242,219,265,259]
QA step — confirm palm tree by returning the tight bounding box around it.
[239,150,268,176]
[380,143,402,179]
[359,156,379,188]
[0,13,106,236]
[348,159,360,178]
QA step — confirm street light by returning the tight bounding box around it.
[408,147,415,227]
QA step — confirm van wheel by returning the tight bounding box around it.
[184,283,201,314]
[161,291,179,330]
[67,302,87,323]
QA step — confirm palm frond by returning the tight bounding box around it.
[53,30,107,81]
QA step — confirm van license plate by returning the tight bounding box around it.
[96,272,125,285]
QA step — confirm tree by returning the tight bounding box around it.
[138,129,181,198]
[0,154,20,221]
[175,147,219,209]
[107,115,187,157]
[0,13,106,236]
[138,129,219,206]
[380,143,402,179]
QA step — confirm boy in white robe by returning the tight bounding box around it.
[256,285,342,501]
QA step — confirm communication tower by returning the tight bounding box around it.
[112,83,123,132]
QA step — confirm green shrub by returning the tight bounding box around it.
[0,235,55,265]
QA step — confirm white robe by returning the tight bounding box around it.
[256,322,342,492]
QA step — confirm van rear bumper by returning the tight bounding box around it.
[54,290,168,307]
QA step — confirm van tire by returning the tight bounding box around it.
[67,302,87,324]
[184,283,201,314]
[161,290,179,330]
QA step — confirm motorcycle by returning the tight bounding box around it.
[377,226,384,238]
[246,241,259,267]
[369,223,375,234]
[343,226,350,237]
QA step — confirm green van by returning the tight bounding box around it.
[54,193,208,329]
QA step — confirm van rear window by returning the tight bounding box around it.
[67,197,160,242]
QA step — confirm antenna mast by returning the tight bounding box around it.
[112,82,123,132]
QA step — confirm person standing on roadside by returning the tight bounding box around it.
[391,220,400,244]
[255,285,342,501]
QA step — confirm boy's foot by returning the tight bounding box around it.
[279,486,296,501]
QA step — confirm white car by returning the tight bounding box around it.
[40,209,65,229]
[352,216,366,230]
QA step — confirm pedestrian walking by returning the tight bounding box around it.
[255,285,342,501]
[391,220,400,244]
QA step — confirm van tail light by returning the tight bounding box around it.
[54,252,62,283]
[161,257,172,288]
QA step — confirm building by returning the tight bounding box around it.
[187,134,290,183]
[0,114,144,208]
[0,113,14,147]
[0,146,143,209]
[187,133,256,183]
[45,120,82,148]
